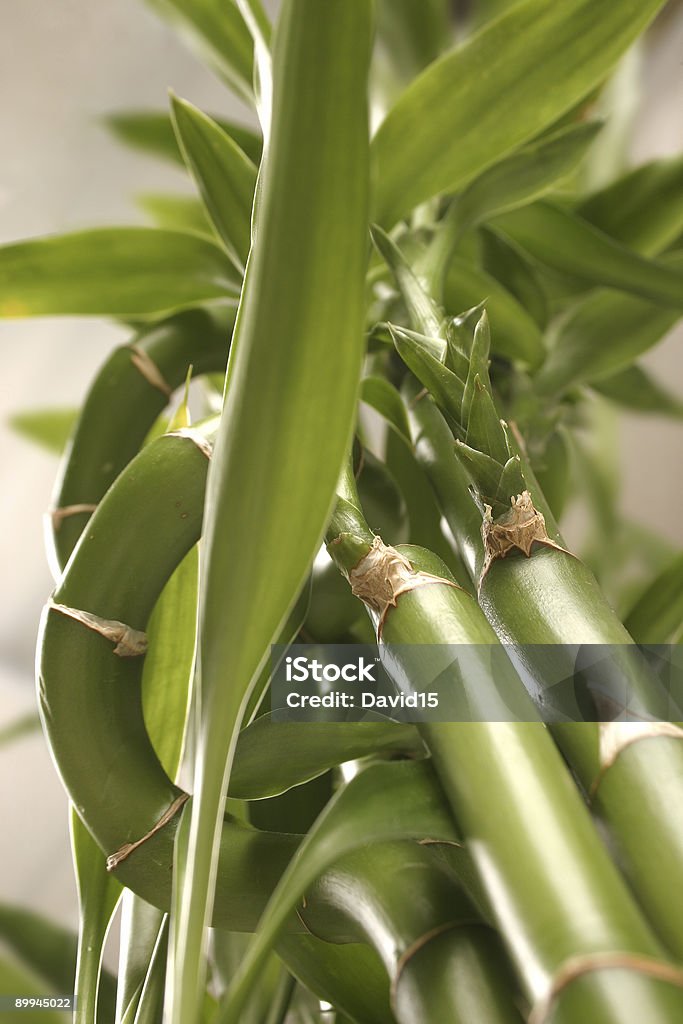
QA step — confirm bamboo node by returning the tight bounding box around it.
[590,721,683,799]
[50,503,98,529]
[106,793,189,870]
[50,602,148,657]
[166,427,213,460]
[529,951,683,1024]
[480,491,571,588]
[348,535,460,638]
[128,344,173,397]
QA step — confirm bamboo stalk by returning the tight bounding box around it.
[405,376,683,962]
[375,224,683,961]
[324,484,683,1021]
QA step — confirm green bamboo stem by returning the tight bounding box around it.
[50,305,233,573]
[309,841,523,1024]
[324,487,683,1022]
[404,379,683,962]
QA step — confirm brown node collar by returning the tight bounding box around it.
[348,536,460,638]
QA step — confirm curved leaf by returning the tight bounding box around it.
[592,365,683,419]
[625,552,683,645]
[145,0,254,104]
[578,155,683,256]
[220,760,459,1022]
[9,408,78,455]
[104,110,262,168]
[372,0,667,226]
[171,96,258,272]
[71,812,122,1024]
[168,3,372,1021]
[491,202,683,309]
[536,250,683,394]
[360,375,411,442]
[0,229,240,318]
[136,194,214,236]
[230,714,423,799]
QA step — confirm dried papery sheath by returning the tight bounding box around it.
[166,427,214,460]
[480,490,572,586]
[128,344,173,397]
[50,602,148,657]
[348,534,460,637]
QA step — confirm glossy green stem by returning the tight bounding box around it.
[325,493,683,1021]
[405,377,683,961]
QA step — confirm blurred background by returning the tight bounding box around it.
[0,0,681,962]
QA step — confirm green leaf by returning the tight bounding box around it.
[230,714,423,799]
[142,546,199,780]
[578,155,683,256]
[480,227,548,328]
[171,95,258,272]
[116,893,165,1024]
[0,712,41,746]
[219,760,460,1022]
[443,256,544,367]
[591,365,683,419]
[9,408,77,455]
[490,202,683,309]
[390,324,464,432]
[371,0,667,226]
[370,225,444,337]
[0,906,77,998]
[465,378,509,467]
[375,0,452,78]
[0,957,69,1023]
[536,250,683,394]
[168,3,372,1021]
[454,121,601,234]
[360,375,411,442]
[70,812,122,1024]
[625,552,683,645]
[277,936,393,1024]
[104,110,262,168]
[0,229,240,319]
[144,0,255,104]
[136,194,214,236]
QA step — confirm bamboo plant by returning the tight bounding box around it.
[2,1,683,1023]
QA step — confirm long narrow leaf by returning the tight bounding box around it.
[578,155,683,256]
[167,4,371,1022]
[230,715,422,799]
[144,0,254,104]
[592,365,683,419]
[171,96,258,272]
[104,110,262,168]
[9,408,78,455]
[372,0,667,226]
[491,202,683,309]
[536,250,683,394]
[71,813,122,1024]
[0,229,240,318]
[220,761,460,1023]
[625,552,683,645]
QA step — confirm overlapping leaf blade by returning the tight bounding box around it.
[372,0,667,226]
[171,96,258,272]
[144,0,254,104]
[219,761,460,1022]
[104,110,262,168]
[0,229,240,318]
[167,2,372,1021]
